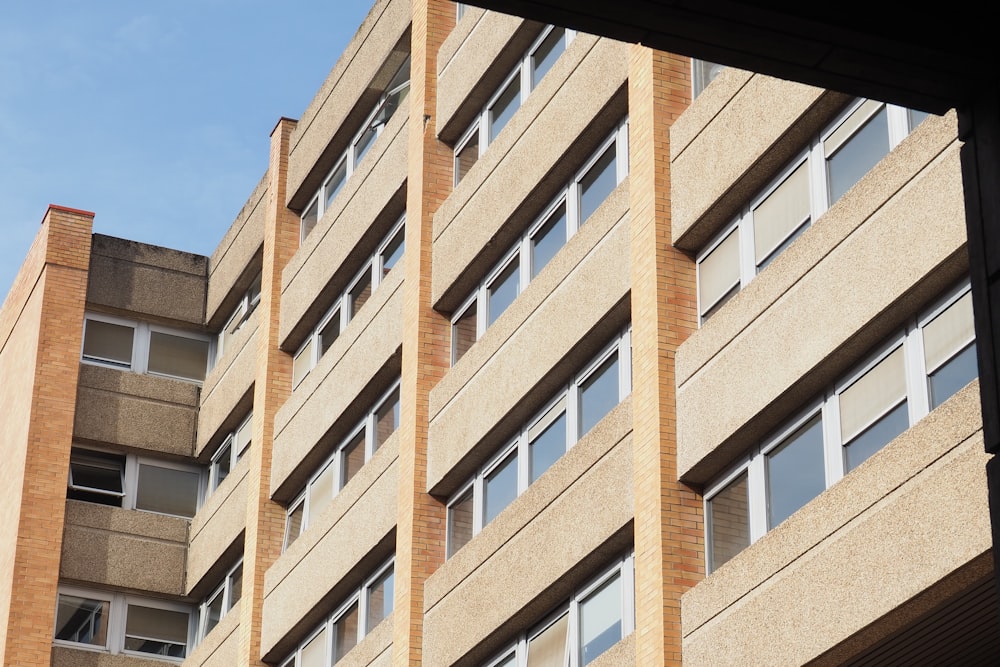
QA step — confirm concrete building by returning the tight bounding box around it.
[0,1,993,665]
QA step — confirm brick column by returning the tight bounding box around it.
[628,46,703,666]
[392,1,454,665]
[237,117,299,666]
[0,206,93,666]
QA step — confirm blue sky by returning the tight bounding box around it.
[0,0,372,299]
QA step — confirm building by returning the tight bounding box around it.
[0,0,994,665]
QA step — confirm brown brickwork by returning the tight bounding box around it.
[237,118,298,666]
[628,46,703,666]
[0,206,93,666]
[392,1,454,665]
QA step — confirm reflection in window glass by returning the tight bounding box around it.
[319,310,341,356]
[135,464,199,518]
[579,352,619,436]
[333,602,359,662]
[845,401,908,471]
[766,415,825,528]
[301,199,319,242]
[490,75,520,142]
[55,594,109,647]
[529,410,566,483]
[375,387,400,451]
[531,27,566,86]
[488,260,519,326]
[342,431,366,488]
[124,604,189,658]
[381,227,405,275]
[448,488,474,557]
[349,271,373,320]
[531,203,567,278]
[455,130,479,184]
[485,450,518,525]
[82,319,134,367]
[929,343,978,409]
[452,301,478,365]
[827,106,890,202]
[579,145,617,224]
[579,574,622,666]
[366,568,394,630]
[707,471,750,572]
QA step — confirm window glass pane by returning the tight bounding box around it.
[488,259,520,326]
[531,27,566,87]
[55,594,109,646]
[707,471,750,572]
[83,319,134,367]
[293,337,314,386]
[579,352,620,436]
[124,604,189,658]
[579,573,622,666]
[456,129,479,184]
[484,449,518,525]
[300,626,328,667]
[375,388,400,451]
[923,291,975,372]
[354,123,378,167]
[204,588,224,637]
[235,416,253,457]
[285,501,304,549]
[213,440,233,490]
[529,406,566,483]
[342,430,366,488]
[692,59,725,97]
[845,400,909,471]
[448,489,474,557]
[366,567,394,630]
[309,461,336,521]
[381,225,405,276]
[325,159,347,211]
[929,343,978,409]
[148,331,209,382]
[839,346,906,443]
[229,563,243,606]
[699,228,739,317]
[452,301,478,365]
[135,464,199,518]
[527,612,568,667]
[301,199,319,241]
[68,450,125,506]
[333,602,360,661]
[531,202,567,279]
[766,415,825,528]
[494,651,518,667]
[579,143,617,224]
[489,75,520,142]
[319,308,341,356]
[909,108,930,131]
[826,105,890,202]
[349,271,373,321]
[753,160,810,266]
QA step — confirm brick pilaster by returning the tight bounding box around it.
[392,1,454,665]
[628,46,703,667]
[237,117,299,666]
[0,206,93,666]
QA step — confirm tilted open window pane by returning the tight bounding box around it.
[147,331,209,382]
[56,594,109,647]
[68,450,125,506]
[83,319,134,368]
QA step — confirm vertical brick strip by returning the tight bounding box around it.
[237,118,298,666]
[393,1,453,665]
[1,207,92,666]
[628,46,703,666]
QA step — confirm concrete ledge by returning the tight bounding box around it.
[186,458,249,595]
[197,316,257,457]
[183,600,241,667]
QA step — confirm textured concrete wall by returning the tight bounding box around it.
[676,115,965,482]
[51,646,177,667]
[187,458,249,594]
[197,315,257,457]
[60,501,188,595]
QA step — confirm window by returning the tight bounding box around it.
[208,411,253,494]
[278,559,394,667]
[692,59,725,98]
[447,329,631,557]
[285,381,401,550]
[451,119,629,365]
[82,313,211,383]
[293,216,405,387]
[67,447,202,519]
[696,99,929,323]
[196,559,243,643]
[301,57,410,243]
[215,275,261,366]
[54,585,193,661]
[484,553,635,667]
[454,25,577,185]
[704,282,976,572]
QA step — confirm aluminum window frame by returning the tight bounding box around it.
[208,411,253,494]
[214,274,262,367]
[195,558,243,644]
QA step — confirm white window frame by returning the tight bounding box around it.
[451,119,629,365]
[196,558,243,644]
[208,411,253,494]
[280,558,395,667]
[68,445,204,519]
[301,57,410,243]
[454,25,578,185]
[483,552,635,667]
[704,281,976,572]
[284,380,401,551]
[696,98,927,324]
[214,275,262,367]
[54,584,194,662]
[447,329,632,557]
[82,312,212,384]
[293,214,406,387]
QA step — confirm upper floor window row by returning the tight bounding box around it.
[68,446,202,519]
[485,552,635,667]
[301,56,411,243]
[278,558,394,667]
[293,215,405,388]
[447,328,632,558]
[208,411,253,496]
[454,24,577,185]
[195,558,243,645]
[214,274,261,367]
[82,313,211,384]
[451,118,629,366]
[697,98,931,323]
[55,584,193,661]
[705,281,976,573]
[284,380,401,551]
